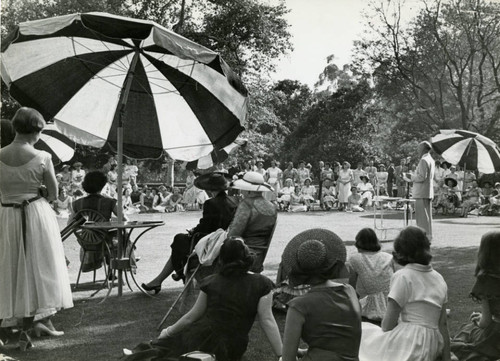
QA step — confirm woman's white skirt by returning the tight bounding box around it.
[359,321,443,361]
[0,198,73,319]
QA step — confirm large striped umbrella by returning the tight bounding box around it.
[1,12,247,211]
[1,12,248,296]
[431,130,500,174]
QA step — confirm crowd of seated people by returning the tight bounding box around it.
[49,156,499,218]
[121,218,500,361]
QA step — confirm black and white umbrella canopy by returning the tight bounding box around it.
[1,119,74,164]
[1,12,248,161]
[431,129,500,174]
[36,124,76,164]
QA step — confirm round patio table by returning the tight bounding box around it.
[81,220,164,299]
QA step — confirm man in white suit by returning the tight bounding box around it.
[409,141,435,239]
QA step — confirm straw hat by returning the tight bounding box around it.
[194,172,229,191]
[230,171,273,192]
[281,228,347,286]
[444,177,458,188]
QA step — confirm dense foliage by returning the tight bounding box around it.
[2,0,499,179]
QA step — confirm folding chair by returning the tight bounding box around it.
[158,222,278,330]
[72,209,113,293]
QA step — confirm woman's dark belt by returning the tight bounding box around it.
[1,195,42,253]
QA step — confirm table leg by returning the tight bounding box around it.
[117,229,124,296]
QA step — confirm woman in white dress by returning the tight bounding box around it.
[337,161,353,211]
[359,226,453,361]
[0,108,73,350]
[54,187,73,218]
[348,228,394,323]
[265,160,282,203]
[278,178,295,210]
[375,164,388,196]
[300,178,316,210]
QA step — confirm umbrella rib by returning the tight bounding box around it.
[70,37,130,72]
[72,25,133,72]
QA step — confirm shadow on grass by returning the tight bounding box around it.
[2,247,479,361]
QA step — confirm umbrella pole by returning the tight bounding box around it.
[115,50,140,296]
[117,126,124,296]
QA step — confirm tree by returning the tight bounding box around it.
[282,81,379,165]
[270,79,314,133]
[353,0,500,144]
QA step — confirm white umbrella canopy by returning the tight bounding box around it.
[1,12,248,220]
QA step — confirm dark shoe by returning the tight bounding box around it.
[141,283,161,295]
[172,273,185,282]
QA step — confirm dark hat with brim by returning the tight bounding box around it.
[281,228,347,286]
[359,175,370,182]
[444,177,458,188]
[194,172,229,191]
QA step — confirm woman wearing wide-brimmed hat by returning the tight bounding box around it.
[142,173,238,293]
[280,228,362,361]
[227,171,277,273]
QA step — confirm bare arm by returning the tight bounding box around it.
[43,157,58,201]
[282,307,305,361]
[381,298,402,332]
[257,291,282,357]
[478,298,492,328]
[159,291,208,339]
[438,304,452,361]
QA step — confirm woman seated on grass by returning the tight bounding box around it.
[359,226,453,361]
[348,228,394,324]
[451,231,500,361]
[122,237,282,361]
[321,178,337,210]
[278,178,295,211]
[348,186,364,212]
[357,175,374,209]
[461,180,483,217]
[281,228,361,361]
[299,177,316,210]
[165,186,184,212]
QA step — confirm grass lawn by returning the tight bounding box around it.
[1,210,487,361]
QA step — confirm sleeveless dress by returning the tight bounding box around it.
[0,151,73,319]
[124,273,273,361]
[359,263,448,361]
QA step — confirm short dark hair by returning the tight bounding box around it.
[476,231,500,277]
[12,107,45,134]
[355,228,381,252]
[393,226,432,266]
[82,171,108,194]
